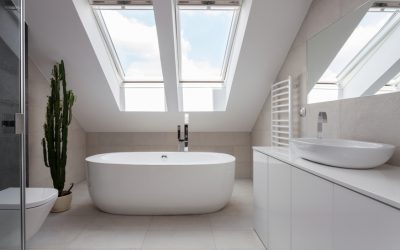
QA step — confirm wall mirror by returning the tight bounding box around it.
[307,0,400,104]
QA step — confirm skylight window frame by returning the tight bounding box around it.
[123,82,168,112]
[317,7,400,86]
[175,4,241,85]
[91,4,163,84]
[336,10,400,87]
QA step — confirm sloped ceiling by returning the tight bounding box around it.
[26,0,312,132]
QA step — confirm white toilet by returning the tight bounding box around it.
[0,187,58,247]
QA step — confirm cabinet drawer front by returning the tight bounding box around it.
[333,185,400,250]
[253,151,269,247]
[292,168,334,250]
[269,157,291,250]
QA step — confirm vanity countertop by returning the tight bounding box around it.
[253,146,400,210]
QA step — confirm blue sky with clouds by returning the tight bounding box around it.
[179,10,233,68]
[101,8,234,81]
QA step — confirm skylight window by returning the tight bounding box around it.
[376,71,400,95]
[124,84,166,111]
[175,1,241,112]
[318,9,394,84]
[182,87,215,111]
[90,0,244,112]
[94,6,163,82]
[308,4,400,104]
[177,5,240,83]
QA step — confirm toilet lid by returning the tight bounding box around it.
[0,188,58,209]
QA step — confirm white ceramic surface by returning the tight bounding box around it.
[86,152,236,215]
[291,138,395,169]
[253,147,400,250]
[0,188,57,247]
[0,187,58,209]
[253,147,400,210]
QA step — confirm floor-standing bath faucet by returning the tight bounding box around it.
[317,111,328,139]
[178,114,189,152]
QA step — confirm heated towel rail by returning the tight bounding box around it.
[271,76,292,147]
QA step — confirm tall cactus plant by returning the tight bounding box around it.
[42,60,75,197]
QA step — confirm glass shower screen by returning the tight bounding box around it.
[0,0,26,249]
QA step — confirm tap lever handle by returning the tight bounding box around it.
[177,125,181,140]
[184,124,188,141]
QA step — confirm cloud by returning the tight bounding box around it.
[102,10,160,59]
[179,31,221,81]
[101,10,221,81]
[101,10,162,79]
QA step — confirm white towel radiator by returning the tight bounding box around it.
[271,76,292,147]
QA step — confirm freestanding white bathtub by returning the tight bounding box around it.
[86,152,235,215]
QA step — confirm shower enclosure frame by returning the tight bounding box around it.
[0,0,27,247]
[20,0,27,248]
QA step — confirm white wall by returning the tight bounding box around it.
[251,0,400,167]
[251,94,271,147]
[28,59,86,187]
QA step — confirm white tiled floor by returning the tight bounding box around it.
[27,179,263,250]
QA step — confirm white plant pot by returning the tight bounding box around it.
[51,192,72,213]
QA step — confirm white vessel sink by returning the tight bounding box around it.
[291,138,395,169]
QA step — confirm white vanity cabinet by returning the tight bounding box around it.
[253,151,291,250]
[333,185,400,250]
[291,167,333,250]
[253,151,269,247]
[268,157,291,250]
[253,148,400,250]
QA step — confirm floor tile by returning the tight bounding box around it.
[210,215,253,230]
[142,230,215,249]
[27,249,64,250]
[211,200,253,217]
[27,248,64,250]
[68,228,147,248]
[141,249,215,250]
[216,248,264,250]
[149,215,211,231]
[28,180,264,250]
[90,213,152,230]
[27,215,94,249]
[66,248,138,250]
[213,230,264,249]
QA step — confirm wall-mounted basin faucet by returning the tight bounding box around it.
[317,111,327,139]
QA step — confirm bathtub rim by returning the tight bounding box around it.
[85,151,236,166]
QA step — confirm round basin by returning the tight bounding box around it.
[290,138,396,169]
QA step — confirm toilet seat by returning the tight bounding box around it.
[0,188,58,209]
[0,187,58,245]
